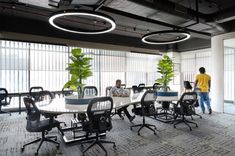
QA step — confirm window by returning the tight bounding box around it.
[0,40,160,109]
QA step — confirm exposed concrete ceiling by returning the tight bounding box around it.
[0,0,235,52]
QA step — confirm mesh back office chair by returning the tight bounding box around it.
[39,90,67,126]
[21,97,60,155]
[173,92,199,131]
[183,81,193,92]
[138,83,145,87]
[81,96,116,156]
[132,85,145,93]
[131,90,157,135]
[153,83,160,90]
[72,86,98,138]
[29,86,44,102]
[183,81,202,119]
[0,88,12,116]
[62,87,74,97]
[83,86,98,97]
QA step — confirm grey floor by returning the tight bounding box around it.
[1,111,235,156]
[224,102,235,115]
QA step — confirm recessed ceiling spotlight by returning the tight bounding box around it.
[49,10,116,34]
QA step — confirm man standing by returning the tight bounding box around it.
[194,67,212,114]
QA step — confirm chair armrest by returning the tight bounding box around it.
[8,97,12,104]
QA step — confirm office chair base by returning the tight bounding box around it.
[131,123,157,135]
[0,110,11,116]
[173,118,198,131]
[111,109,125,120]
[21,134,59,155]
[81,137,116,156]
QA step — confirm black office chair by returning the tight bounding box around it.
[0,88,12,116]
[39,90,54,101]
[72,86,98,138]
[39,90,67,127]
[82,86,98,97]
[81,96,116,156]
[138,83,145,87]
[183,81,193,92]
[131,90,157,135]
[21,97,60,155]
[29,86,44,102]
[153,83,160,90]
[62,87,74,97]
[183,81,202,119]
[132,85,145,93]
[173,92,198,131]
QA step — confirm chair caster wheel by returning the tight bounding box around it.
[154,132,157,135]
[21,147,24,152]
[173,125,176,128]
[200,117,202,119]
[190,128,192,131]
[196,125,198,127]
[35,152,38,155]
[121,117,124,120]
[137,133,140,135]
[113,144,116,148]
[57,145,60,149]
[130,127,132,130]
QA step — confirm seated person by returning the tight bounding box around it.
[110,79,135,122]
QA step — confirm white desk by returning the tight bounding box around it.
[35,92,145,143]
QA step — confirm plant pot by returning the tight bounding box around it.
[65,95,92,105]
[156,91,178,109]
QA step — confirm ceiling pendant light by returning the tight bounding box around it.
[141,30,191,44]
[49,10,116,35]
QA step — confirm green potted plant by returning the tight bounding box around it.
[63,48,93,99]
[156,54,174,92]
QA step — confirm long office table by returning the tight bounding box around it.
[7,90,73,114]
[36,91,145,143]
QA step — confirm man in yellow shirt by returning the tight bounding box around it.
[194,67,212,114]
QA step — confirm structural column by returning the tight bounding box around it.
[211,35,224,112]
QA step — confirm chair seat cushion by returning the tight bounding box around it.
[83,120,111,133]
[26,119,60,132]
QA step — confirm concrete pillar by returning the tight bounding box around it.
[211,36,224,112]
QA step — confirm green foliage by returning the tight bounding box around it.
[156,54,174,90]
[63,48,93,94]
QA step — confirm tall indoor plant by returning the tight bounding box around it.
[156,54,174,92]
[63,48,93,98]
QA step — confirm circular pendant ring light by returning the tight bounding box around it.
[49,10,116,34]
[141,30,191,44]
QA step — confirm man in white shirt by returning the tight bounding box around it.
[110,79,135,122]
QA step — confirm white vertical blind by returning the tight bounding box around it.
[30,43,69,91]
[180,49,211,84]
[224,47,235,101]
[0,40,160,109]
[0,40,29,92]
